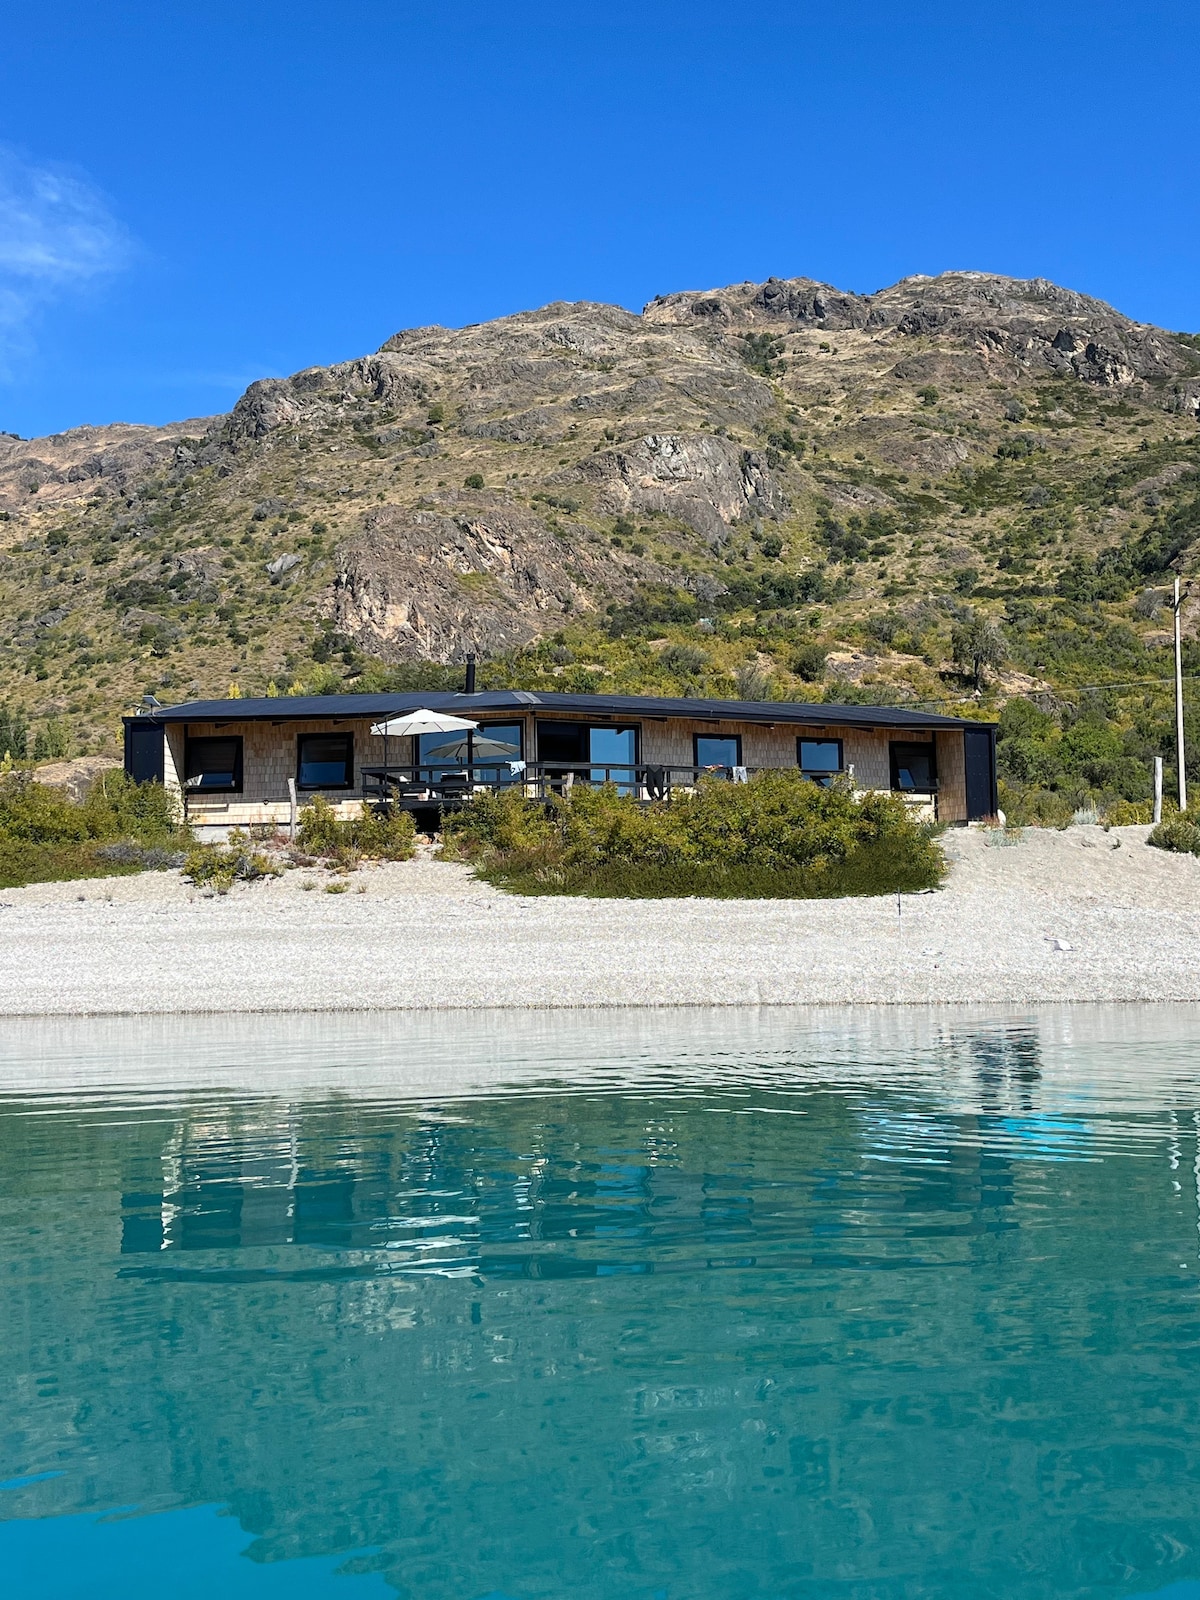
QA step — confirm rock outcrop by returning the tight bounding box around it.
[1,269,1197,731]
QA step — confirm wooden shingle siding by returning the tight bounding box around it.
[935,729,967,822]
[175,718,394,830]
[172,711,970,831]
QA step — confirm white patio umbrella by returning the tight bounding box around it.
[369,709,479,740]
[368,709,480,797]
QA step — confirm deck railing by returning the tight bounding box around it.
[360,762,856,807]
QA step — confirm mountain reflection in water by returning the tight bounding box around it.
[2,1006,1200,1600]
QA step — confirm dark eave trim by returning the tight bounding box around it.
[122,689,995,733]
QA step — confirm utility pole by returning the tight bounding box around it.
[1173,577,1188,813]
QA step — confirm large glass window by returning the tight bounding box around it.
[418,728,472,777]
[471,723,524,784]
[694,734,742,776]
[535,722,588,794]
[589,726,638,792]
[418,723,524,782]
[798,738,843,785]
[534,722,640,793]
[890,741,937,792]
[297,732,354,790]
[184,736,242,793]
[535,721,588,768]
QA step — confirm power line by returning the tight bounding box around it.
[824,674,1199,716]
[1057,676,1200,695]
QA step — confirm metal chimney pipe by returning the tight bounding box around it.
[464,652,477,694]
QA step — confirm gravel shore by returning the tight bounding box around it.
[1,825,1198,1015]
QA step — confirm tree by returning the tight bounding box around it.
[951,613,1006,690]
[735,661,775,701]
[791,642,827,683]
[0,706,28,762]
[32,719,70,761]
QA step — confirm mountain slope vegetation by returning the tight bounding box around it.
[1,270,1198,814]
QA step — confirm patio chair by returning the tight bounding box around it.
[436,771,472,806]
[391,777,431,804]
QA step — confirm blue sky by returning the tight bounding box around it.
[2,0,1198,438]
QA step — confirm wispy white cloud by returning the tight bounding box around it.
[0,146,133,368]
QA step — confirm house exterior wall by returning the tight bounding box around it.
[625,718,963,821]
[935,729,968,823]
[166,710,970,836]
[176,717,389,834]
[163,724,183,799]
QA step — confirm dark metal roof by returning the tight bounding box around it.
[128,689,994,732]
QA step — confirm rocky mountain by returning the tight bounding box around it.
[1,271,1198,756]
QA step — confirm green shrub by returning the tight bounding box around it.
[0,774,88,844]
[0,841,147,891]
[32,718,70,760]
[0,770,182,846]
[0,707,29,761]
[183,837,281,894]
[742,333,787,377]
[0,770,187,887]
[297,797,416,861]
[1149,813,1200,856]
[998,780,1079,829]
[1102,799,1154,827]
[80,770,182,844]
[659,643,710,678]
[791,642,827,682]
[444,772,944,898]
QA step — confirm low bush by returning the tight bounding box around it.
[1149,813,1200,857]
[297,797,416,862]
[95,842,187,870]
[82,770,181,844]
[998,782,1080,829]
[0,841,146,890]
[1102,799,1155,827]
[183,836,281,894]
[444,772,945,898]
[0,770,187,888]
[1002,779,1164,830]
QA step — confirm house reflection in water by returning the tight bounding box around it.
[6,1054,1192,1600]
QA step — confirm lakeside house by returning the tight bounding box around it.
[123,687,998,839]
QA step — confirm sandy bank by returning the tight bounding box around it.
[0,825,1198,1015]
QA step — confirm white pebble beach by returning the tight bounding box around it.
[1,824,1198,1015]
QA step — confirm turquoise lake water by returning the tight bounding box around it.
[3,1007,1200,1600]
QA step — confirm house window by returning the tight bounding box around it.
[471,723,524,784]
[694,734,742,775]
[798,738,843,785]
[532,721,641,794]
[297,732,354,790]
[184,736,243,794]
[890,741,937,793]
[588,726,638,790]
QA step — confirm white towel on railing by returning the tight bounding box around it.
[508,760,526,775]
[732,766,748,784]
